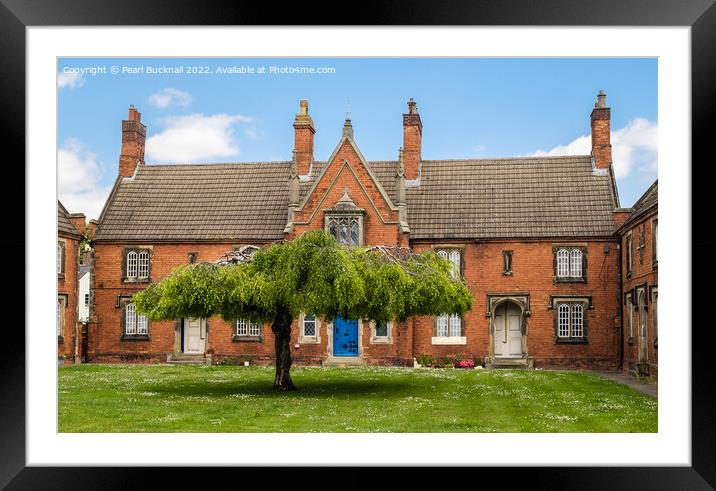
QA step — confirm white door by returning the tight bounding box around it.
[184,318,205,354]
[493,302,523,357]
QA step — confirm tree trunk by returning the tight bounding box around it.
[271,307,297,391]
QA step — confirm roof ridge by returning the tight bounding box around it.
[421,155,592,163]
[144,161,292,168]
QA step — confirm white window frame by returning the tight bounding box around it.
[370,320,393,344]
[124,302,148,337]
[126,251,138,278]
[298,313,321,344]
[555,301,586,340]
[138,251,150,279]
[235,318,261,337]
[556,249,569,277]
[432,313,466,345]
[556,247,585,280]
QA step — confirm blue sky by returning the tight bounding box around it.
[58,57,657,219]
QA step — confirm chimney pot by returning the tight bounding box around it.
[590,91,612,170]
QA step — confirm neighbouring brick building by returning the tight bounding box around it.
[57,201,85,364]
[86,92,654,371]
[617,180,658,377]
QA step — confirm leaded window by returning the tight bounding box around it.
[236,319,260,337]
[57,242,64,275]
[375,321,389,338]
[570,249,582,278]
[626,293,634,339]
[626,233,633,275]
[326,216,361,246]
[436,248,461,279]
[303,314,317,337]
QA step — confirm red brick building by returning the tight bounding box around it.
[617,181,658,377]
[57,201,85,364]
[88,92,641,370]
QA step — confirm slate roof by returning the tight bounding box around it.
[95,155,618,242]
[58,201,83,239]
[618,180,657,233]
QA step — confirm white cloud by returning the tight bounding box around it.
[145,113,253,163]
[57,71,84,90]
[530,118,657,179]
[148,88,193,108]
[57,139,112,220]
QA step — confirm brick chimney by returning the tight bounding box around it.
[68,213,86,235]
[293,99,315,176]
[403,98,422,180]
[119,105,146,177]
[590,90,612,170]
[88,219,98,240]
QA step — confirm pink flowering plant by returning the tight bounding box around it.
[455,358,475,369]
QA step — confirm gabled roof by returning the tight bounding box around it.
[617,180,658,233]
[58,201,83,239]
[94,155,618,242]
[94,163,292,242]
[405,156,616,239]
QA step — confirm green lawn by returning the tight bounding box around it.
[58,364,657,433]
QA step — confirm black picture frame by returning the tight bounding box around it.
[8,0,714,488]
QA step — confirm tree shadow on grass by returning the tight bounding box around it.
[143,378,418,399]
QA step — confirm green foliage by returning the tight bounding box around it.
[133,230,473,326]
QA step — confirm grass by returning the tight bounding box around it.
[58,364,657,433]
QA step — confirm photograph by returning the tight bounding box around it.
[56,56,659,434]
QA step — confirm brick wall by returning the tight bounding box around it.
[410,239,621,369]
[290,139,402,245]
[620,210,658,376]
[58,235,80,362]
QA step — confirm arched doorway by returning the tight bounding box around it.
[493,301,524,358]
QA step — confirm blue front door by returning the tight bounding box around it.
[333,317,359,357]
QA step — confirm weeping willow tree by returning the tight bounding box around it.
[133,230,472,391]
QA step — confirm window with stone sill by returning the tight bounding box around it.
[119,299,150,340]
[432,314,465,345]
[553,300,589,343]
[326,216,362,246]
[233,318,262,342]
[299,313,321,343]
[57,241,66,278]
[123,248,152,282]
[554,246,586,282]
[57,295,66,342]
[503,250,513,275]
[370,320,392,344]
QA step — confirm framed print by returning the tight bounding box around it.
[8,0,716,488]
